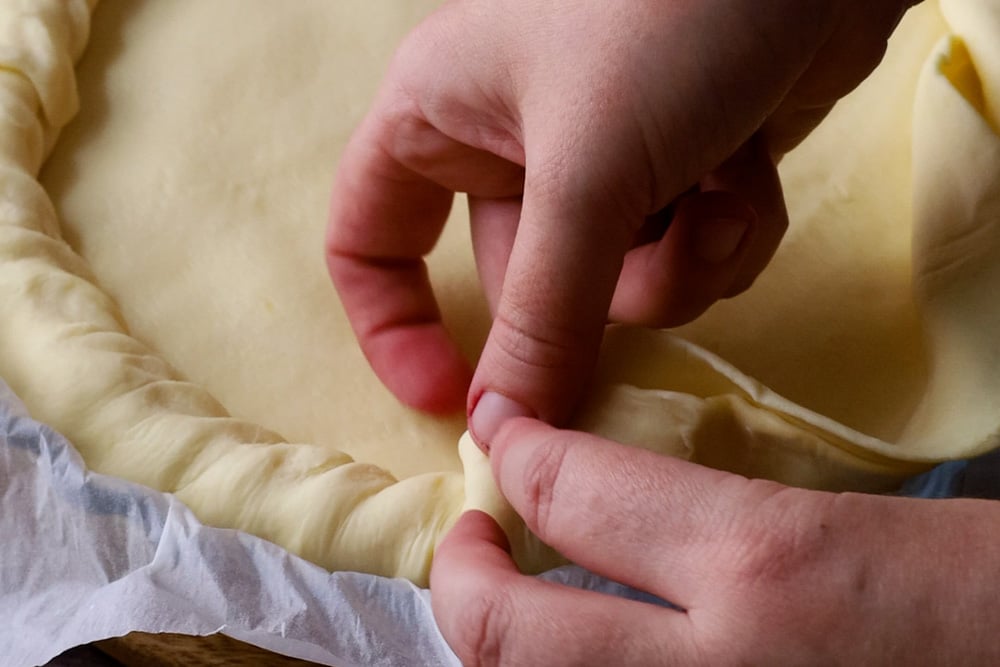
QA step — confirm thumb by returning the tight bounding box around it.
[467,172,637,449]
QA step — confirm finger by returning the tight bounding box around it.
[469,195,521,317]
[327,115,470,414]
[431,511,694,666]
[473,189,757,329]
[327,102,524,414]
[489,418,772,606]
[609,190,757,327]
[467,163,639,445]
[700,135,789,298]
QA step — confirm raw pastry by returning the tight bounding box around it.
[0,0,998,585]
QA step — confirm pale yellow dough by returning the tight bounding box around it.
[0,1,998,584]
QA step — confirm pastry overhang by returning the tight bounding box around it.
[0,0,998,585]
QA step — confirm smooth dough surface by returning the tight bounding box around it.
[0,0,998,584]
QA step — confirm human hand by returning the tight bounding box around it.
[431,418,1000,665]
[326,0,915,438]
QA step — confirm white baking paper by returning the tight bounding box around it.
[0,377,461,666]
[0,378,665,666]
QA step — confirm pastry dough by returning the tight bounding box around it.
[0,0,998,585]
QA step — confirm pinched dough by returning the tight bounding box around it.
[0,0,997,584]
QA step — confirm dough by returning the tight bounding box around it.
[0,0,998,585]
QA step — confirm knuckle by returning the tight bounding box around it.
[516,432,571,537]
[723,485,832,589]
[453,585,517,667]
[490,307,583,375]
[730,524,802,588]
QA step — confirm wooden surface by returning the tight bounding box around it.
[95,633,323,667]
[45,645,122,666]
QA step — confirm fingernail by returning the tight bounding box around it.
[695,218,749,264]
[470,391,534,453]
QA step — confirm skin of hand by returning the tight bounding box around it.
[325,1,989,663]
[431,419,1000,665]
[326,0,918,446]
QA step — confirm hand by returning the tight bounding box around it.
[326,0,915,439]
[431,419,1000,665]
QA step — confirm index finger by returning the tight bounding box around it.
[467,149,641,443]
